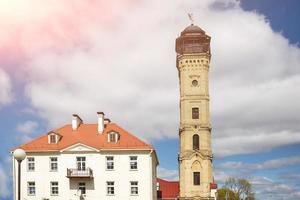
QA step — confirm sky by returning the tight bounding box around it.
[0,0,299,199]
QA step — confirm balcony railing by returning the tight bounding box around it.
[67,168,93,178]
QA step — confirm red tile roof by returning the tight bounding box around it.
[157,178,179,199]
[210,182,218,189]
[157,178,218,198]
[16,123,153,152]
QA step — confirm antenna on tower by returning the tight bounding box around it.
[188,13,194,25]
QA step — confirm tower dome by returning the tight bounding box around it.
[181,24,205,36]
[176,24,211,55]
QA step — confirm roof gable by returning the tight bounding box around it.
[61,143,99,152]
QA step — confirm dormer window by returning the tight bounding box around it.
[108,131,119,143]
[48,132,61,144]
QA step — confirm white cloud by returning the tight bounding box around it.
[214,156,300,199]
[251,176,300,200]
[214,130,300,157]
[1,0,300,156]
[16,120,39,143]
[0,164,10,198]
[16,120,38,134]
[214,169,300,200]
[0,69,12,108]
[219,155,300,171]
[157,167,178,181]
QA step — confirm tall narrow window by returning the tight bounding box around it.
[130,156,138,170]
[107,181,114,195]
[192,107,199,119]
[50,182,59,195]
[130,181,138,195]
[78,182,86,195]
[27,182,36,195]
[193,172,200,185]
[77,157,86,170]
[109,133,116,142]
[27,157,35,171]
[50,157,58,171]
[193,134,200,150]
[50,135,56,143]
[106,156,114,170]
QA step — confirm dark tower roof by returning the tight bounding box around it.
[181,24,205,36]
[176,24,211,55]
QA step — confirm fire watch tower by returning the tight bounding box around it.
[176,23,215,200]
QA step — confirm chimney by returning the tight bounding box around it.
[104,118,111,125]
[72,114,83,131]
[97,112,104,134]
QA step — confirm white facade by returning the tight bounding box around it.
[13,144,157,200]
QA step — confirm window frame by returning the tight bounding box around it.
[193,134,200,150]
[193,172,201,185]
[49,157,58,171]
[106,181,115,195]
[108,132,119,142]
[106,156,114,170]
[109,133,116,142]
[76,157,86,171]
[129,156,138,170]
[50,181,59,196]
[50,134,56,143]
[27,157,35,172]
[192,107,199,119]
[27,181,36,196]
[130,181,139,195]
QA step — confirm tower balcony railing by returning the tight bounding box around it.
[67,168,93,178]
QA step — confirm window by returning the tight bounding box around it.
[130,156,137,170]
[130,181,138,195]
[192,80,198,86]
[50,157,58,171]
[192,107,199,119]
[27,157,35,171]
[108,132,119,142]
[27,182,35,195]
[156,182,160,190]
[193,172,200,185]
[109,133,116,142]
[193,134,199,150]
[77,157,86,170]
[106,156,114,170]
[78,182,86,195]
[107,181,114,195]
[50,182,59,195]
[50,135,56,143]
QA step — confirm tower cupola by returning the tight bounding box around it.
[175,24,211,55]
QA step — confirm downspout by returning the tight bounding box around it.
[149,149,155,200]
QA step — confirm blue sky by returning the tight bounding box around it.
[0,0,300,200]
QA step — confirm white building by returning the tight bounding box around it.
[13,112,158,200]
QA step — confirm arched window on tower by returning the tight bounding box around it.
[193,134,199,150]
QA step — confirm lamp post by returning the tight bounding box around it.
[13,149,26,200]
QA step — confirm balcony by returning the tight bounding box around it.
[67,168,93,178]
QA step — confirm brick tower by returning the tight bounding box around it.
[176,24,214,200]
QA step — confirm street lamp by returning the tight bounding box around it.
[13,149,26,200]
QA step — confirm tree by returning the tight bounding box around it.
[223,178,255,200]
[217,188,238,200]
